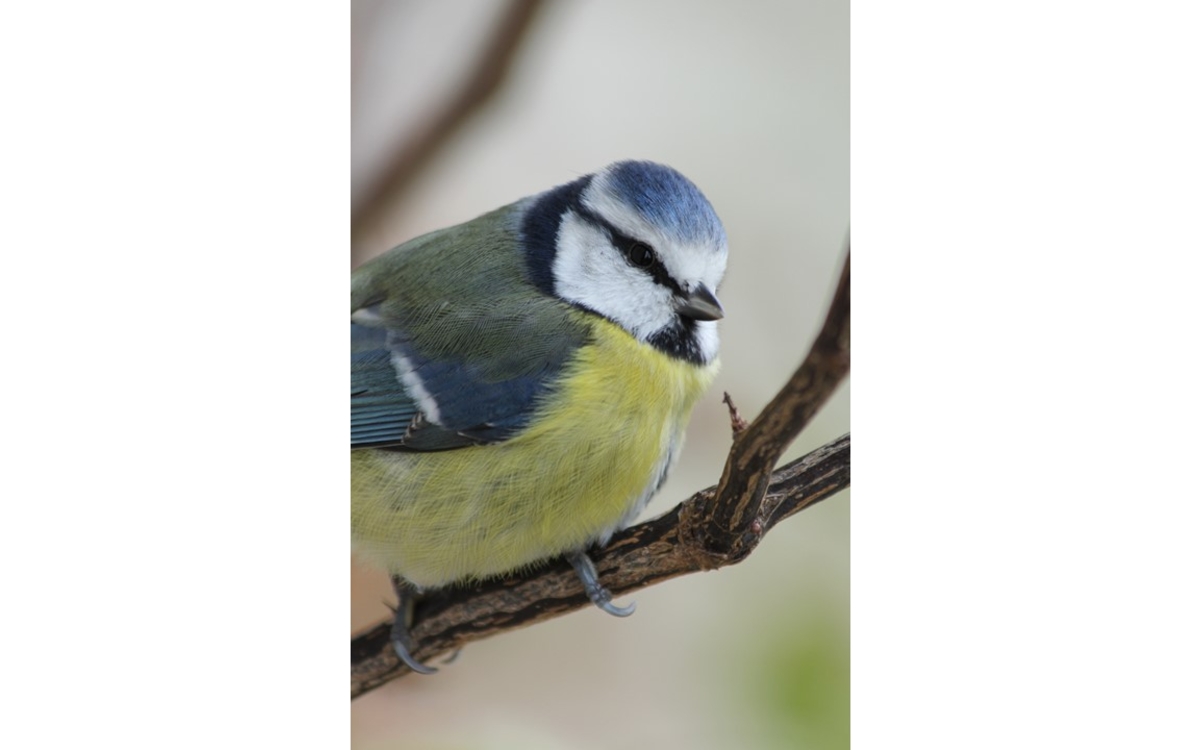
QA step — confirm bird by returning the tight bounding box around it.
[351,160,728,673]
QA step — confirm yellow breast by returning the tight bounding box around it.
[351,316,718,587]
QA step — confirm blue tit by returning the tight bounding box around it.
[351,160,727,673]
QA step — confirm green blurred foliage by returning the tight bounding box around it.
[755,606,851,749]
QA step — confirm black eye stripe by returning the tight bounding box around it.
[573,203,682,296]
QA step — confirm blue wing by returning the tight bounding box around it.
[351,312,588,451]
[350,208,592,452]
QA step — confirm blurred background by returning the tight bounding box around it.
[351,1,848,747]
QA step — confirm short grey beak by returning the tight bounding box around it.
[676,283,724,321]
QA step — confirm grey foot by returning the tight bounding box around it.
[567,550,636,617]
[389,576,438,675]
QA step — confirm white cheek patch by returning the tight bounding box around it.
[553,211,675,341]
[692,320,720,364]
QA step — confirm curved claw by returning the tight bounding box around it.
[598,598,637,617]
[389,576,438,675]
[566,550,637,618]
[391,628,438,675]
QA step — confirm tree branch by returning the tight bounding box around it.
[351,251,851,699]
[683,249,851,563]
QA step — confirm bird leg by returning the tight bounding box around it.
[566,550,636,617]
[389,576,438,675]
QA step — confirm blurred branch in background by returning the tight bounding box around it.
[352,253,851,699]
[351,0,546,259]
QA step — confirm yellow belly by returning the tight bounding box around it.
[351,317,718,587]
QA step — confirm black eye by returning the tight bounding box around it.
[627,242,656,268]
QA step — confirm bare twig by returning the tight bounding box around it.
[351,252,851,699]
[722,392,749,435]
